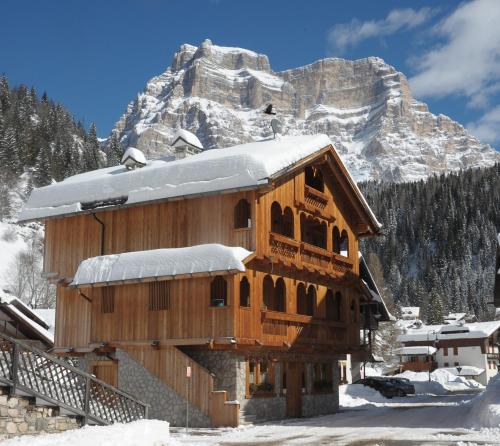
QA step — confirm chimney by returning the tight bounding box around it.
[171,129,204,160]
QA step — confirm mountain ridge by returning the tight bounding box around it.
[111,39,499,182]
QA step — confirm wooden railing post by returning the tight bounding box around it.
[10,342,19,395]
[83,376,91,425]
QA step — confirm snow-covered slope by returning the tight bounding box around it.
[112,39,499,183]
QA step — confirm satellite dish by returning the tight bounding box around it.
[270,118,282,138]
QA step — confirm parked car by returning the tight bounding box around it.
[353,376,414,398]
[384,377,415,395]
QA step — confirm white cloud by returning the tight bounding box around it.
[467,105,500,144]
[327,8,435,55]
[409,0,500,107]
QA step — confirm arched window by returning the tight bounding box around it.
[282,207,294,238]
[240,277,250,307]
[297,283,307,315]
[334,292,342,321]
[263,275,274,310]
[234,199,251,229]
[210,275,227,307]
[340,230,349,257]
[325,290,334,320]
[271,202,282,234]
[332,227,341,254]
[305,166,324,192]
[306,285,316,316]
[301,214,327,249]
[275,278,286,312]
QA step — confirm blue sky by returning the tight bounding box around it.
[1,0,499,147]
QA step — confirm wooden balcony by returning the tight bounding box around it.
[268,232,354,277]
[269,232,301,262]
[400,361,437,372]
[260,310,357,349]
[294,186,335,222]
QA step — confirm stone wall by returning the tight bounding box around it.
[183,351,340,423]
[0,388,80,440]
[76,350,211,427]
[183,350,244,401]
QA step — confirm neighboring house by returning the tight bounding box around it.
[397,321,500,385]
[400,307,420,321]
[0,290,54,350]
[19,134,385,426]
[339,252,395,383]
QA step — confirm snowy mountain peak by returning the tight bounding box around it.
[113,40,499,182]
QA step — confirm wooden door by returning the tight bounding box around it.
[91,360,118,387]
[285,362,302,418]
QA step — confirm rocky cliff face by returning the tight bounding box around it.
[113,39,499,182]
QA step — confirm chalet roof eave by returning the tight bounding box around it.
[268,144,382,236]
[0,304,54,346]
[18,182,268,224]
[70,267,244,289]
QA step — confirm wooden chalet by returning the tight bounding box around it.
[19,134,388,426]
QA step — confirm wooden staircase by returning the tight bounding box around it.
[124,345,239,427]
[0,333,148,426]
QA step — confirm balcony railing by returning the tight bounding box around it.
[269,233,354,274]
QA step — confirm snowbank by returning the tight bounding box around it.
[339,384,389,407]
[396,369,483,395]
[468,374,500,428]
[2,420,175,446]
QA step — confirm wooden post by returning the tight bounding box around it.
[11,343,19,395]
[83,376,91,425]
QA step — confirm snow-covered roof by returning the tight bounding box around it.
[71,244,252,287]
[0,290,54,345]
[121,147,147,168]
[441,366,484,377]
[444,313,467,322]
[400,307,420,319]
[398,320,500,343]
[19,134,381,232]
[395,346,437,355]
[172,129,203,149]
[32,309,56,335]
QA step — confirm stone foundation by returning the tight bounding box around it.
[76,350,211,427]
[183,350,340,422]
[0,388,80,440]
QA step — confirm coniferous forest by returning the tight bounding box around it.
[360,164,500,322]
[0,76,499,319]
[0,76,104,220]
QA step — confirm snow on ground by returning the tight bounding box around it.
[0,221,30,289]
[2,420,176,446]
[3,392,499,445]
[468,373,500,428]
[396,369,484,395]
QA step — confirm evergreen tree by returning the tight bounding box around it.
[106,132,122,167]
[83,122,103,171]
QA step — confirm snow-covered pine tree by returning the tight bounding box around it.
[106,131,122,167]
[83,122,103,171]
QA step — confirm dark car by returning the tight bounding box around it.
[354,376,414,398]
[384,377,415,395]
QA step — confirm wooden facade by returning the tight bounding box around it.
[41,144,381,426]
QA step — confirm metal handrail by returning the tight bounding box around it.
[0,332,148,425]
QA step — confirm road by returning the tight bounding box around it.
[172,392,499,446]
